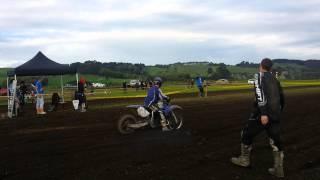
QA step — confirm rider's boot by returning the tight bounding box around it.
[80,103,86,112]
[231,143,252,167]
[268,151,284,178]
[160,112,170,131]
[161,122,170,131]
[149,117,157,128]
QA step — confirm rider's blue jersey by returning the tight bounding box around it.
[195,77,203,87]
[35,80,44,94]
[144,86,167,107]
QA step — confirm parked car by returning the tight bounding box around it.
[64,83,77,89]
[128,80,141,88]
[92,83,106,88]
[247,79,255,85]
[216,79,230,84]
[0,88,7,96]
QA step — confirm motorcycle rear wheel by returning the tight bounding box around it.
[117,114,137,134]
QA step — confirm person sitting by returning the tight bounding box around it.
[48,93,60,112]
[144,77,170,131]
[19,81,28,111]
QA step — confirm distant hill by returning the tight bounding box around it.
[273,59,320,68]
[304,60,320,68]
[272,59,305,65]
[272,59,320,79]
[1,59,320,87]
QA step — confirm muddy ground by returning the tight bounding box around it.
[0,87,319,180]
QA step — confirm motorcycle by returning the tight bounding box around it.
[117,99,183,134]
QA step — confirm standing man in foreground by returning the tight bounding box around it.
[231,58,285,177]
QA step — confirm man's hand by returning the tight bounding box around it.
[261,115,269,125]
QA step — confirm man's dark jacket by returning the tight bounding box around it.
[251,72,285,121]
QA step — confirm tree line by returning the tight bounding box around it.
[70,59,320,81]
[71,60,146,79]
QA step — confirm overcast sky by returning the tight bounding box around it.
[0,0,320,67]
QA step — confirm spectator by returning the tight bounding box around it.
[122,81,127,93]
[203,79,209,97]
[141,81,145,90]
[195,76,204,97]
[145,81,148,89]
[19,81,28,111]
[77,77,87,112]
[191,79,194,88]
[148,80,153,88]
[35,78,46,115]
[48,93,60,112]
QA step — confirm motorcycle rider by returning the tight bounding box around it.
[144,77,170,131]
[231,58,285,178]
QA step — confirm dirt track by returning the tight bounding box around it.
[0,88,320,180]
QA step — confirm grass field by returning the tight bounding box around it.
[0,80,319,106]
[0,64,257,88]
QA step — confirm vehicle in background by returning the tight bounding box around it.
[64,84,77,89]
[128,80,141,88]
[0,88,7,96]
[92,82,106,88]
[248,79,255,85]
[216,79,230,84]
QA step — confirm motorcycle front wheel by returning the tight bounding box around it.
[167,107,183,130]
[117,114,137,134]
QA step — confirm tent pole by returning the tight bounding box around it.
[6,76,9,99]
[14,74,17,116]
[76,73,79,90]
[60,75,64,103]
[7,76,9,116]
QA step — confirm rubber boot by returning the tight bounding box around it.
[80,103,86,112]
[160,112,170,131]
[231,144,252,167]
[268,151,284,178]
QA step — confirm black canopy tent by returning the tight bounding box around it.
[7,52,78,115]
[12,51,76,76]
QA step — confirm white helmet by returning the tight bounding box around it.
[153,77,163,87]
